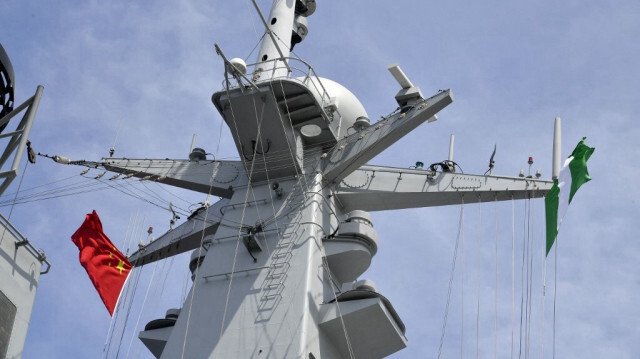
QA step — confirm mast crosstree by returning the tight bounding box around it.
[77,1,553,357]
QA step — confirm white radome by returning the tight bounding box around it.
[297,76,369,139]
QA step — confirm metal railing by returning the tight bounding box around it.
[222,57,344,138]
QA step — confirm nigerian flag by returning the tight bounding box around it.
[545,137,595,255]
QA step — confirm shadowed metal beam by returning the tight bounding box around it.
[128,199,229,266]
[101,158,247,198]
[335,165,553,212]
[322,90,453,184]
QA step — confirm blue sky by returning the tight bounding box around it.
[2,0,639,357]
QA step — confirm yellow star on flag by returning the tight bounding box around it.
[116,260,127,275]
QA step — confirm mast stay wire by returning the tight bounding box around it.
[476,196,482,359]
[322,255,356,359]
[97,178,186,216]
[112,216,159,358]
[267,79,345,348]
[101,213,133,354]
[214,89,267,351]
[0,160,28,246]
[0,172,196,220]
[433,196,547,358]
[124,259,163,358]
[105,244,145,359]
[111,263,144,359]
[461,195,465,359]
[131,256,177,358]
[540,195,547,359]
[494,196,499,359]
[518,199,527,359]
[0,177,107,206]
[151,180,194,206]
[552,228,558,359]
[526,191,536,359]
[511,196,515,359]
[436,199,464,359]
[0,173,79,199]
[243,0,266,61]
[179,92,245,359]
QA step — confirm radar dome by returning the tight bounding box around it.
[296,76,368,139]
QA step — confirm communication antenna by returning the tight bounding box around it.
[110,117,124,157]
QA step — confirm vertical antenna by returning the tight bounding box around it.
[448,134,455,162]
[110,117,124,157]
[552,117,561,179]
[189,134,197,154]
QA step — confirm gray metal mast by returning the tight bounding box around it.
[81,1,554,357]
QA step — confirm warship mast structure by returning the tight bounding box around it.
[76,1,558,357]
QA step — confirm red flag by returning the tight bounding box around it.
[71,210,132,315]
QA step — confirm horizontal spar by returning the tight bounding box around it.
[334,165,552,212]
[101,158,248,198]
[322,90,453,184]
[128,199,229,266]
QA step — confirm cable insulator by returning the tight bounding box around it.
[53,156,71,164]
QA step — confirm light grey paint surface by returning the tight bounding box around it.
[0,221,42,358]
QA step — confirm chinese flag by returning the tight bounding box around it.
[71,210,132,316]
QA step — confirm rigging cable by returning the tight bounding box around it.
[494,196,499,359]
[243,0,267,62]
[526,191,536,359]
[105,259,142,359]
[541,196,547,359]
[274,77,355,352]
[518,199,527,359]
[461,195,466,359]
[511,196,515,359]
[103,270,135,359]
[245,91,280,257]
[103,213,136,355]
[321,256,356,359]
[111,220,148,359]
[436,199,465,359]
[132,256,176,359]
[0,160,28,246]
[124,259,162,358]
[552,230,558,359]
[0,173,78,200]
[216,93,266,349]
[180,106,240,359]
[476,196,482,359]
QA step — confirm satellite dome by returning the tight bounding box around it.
[296,76,368,139]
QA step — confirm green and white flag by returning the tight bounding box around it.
[545,137,595,255]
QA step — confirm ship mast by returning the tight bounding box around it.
[71,1,554,357]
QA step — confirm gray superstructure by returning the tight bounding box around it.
[65,1,560,357]
[0,43,49,359]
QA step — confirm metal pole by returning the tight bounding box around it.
[190,134,197,154]
[251,0,294,79]
[10,85,43,175]
[448,134,455,162]
[552,117,561,179]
